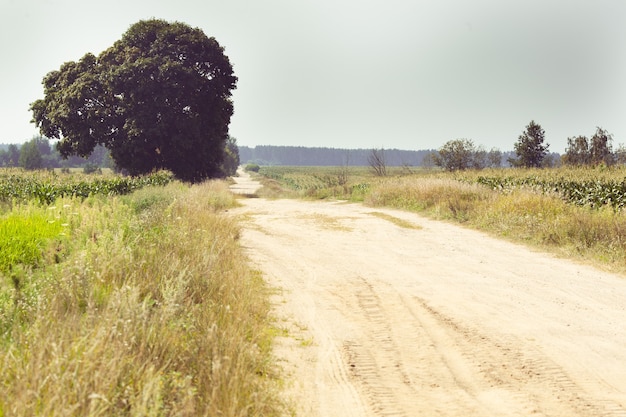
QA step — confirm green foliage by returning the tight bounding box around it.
[563,127,615,166]
[1,138,114,170]
[257,166,377,200]
[5,145,19,167]
[432,140,503,171]
[0,180,285,416]
[590,127,614,165]
[221,136,240,177]
[434,139,477,171]
[475,174,626,210]
[563,135,591,165]
[0,170,173,204]
[0,213,65,274]
[18,140,43,170]
[82,163,101,174]
[510,120,549,168]
[31,19,237,183]
[244,163,260,173]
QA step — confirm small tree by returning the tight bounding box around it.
[614,143,626,165]
[434,139,476,171]
[6,145,20,167]
[487,148,503,168]
[590,127,614,165]
[563,135,590,166]
[19,140,43,170]
[336,151,351,188]
[510,120,549,168]
[472,145,488,169]
[368,148,387,176]
[421,151,438,169]
[33,136,51,156]
[220,136,240,177]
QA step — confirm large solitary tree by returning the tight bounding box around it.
[30,19,238,182]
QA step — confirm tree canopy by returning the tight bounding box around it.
[510,121,549,168]
[563,135,591,166]
[18,140,43,170]
[589,127,613,165]
[30,19,237,182]
[563,127,614,166]
[433,139,502,171]
[435,139,476,171]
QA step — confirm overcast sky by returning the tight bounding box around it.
[1,0,625,153]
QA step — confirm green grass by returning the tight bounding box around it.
[0,213,66,274]
[0,178,285,416]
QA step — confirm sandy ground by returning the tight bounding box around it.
[230,171,626,417]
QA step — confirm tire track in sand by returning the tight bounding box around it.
[230,172,626,416]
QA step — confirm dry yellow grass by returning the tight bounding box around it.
[0,180,285,416]
[364,174,626,273]
[253,166,626,273]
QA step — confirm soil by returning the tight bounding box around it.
[230,171,626,417]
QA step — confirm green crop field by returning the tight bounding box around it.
[0,168,173,204]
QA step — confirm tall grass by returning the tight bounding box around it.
[0,212,66,274]
[367,177,493,221]
[0,180,284,416]
[365,174,626,272]
[256,166,626,273]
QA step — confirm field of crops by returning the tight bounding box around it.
[258,165,626,211]
[0,169,173,204]
[460,168,626,210]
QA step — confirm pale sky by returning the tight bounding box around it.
[1,0,625,153]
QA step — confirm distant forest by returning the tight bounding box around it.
[0,139,111,170]
[240,146,435,166]
[239,145,525,167]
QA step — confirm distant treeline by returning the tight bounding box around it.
[239,146,437,166]
[0,138,112,170]
[239,145,527,167]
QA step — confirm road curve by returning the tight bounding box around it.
[230,172,626,417]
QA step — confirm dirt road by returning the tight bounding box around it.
[230,172,626,417]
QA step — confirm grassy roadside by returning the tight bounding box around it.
[0,180,284,416]
[254,166,626,275]
[365,176,626,272]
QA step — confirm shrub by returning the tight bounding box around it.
[244,163,260,173]
[82,163,101,174]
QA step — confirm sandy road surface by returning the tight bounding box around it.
[230,172,626,417]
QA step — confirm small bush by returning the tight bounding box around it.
[82,163,101,175]
[244,163,260,173]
